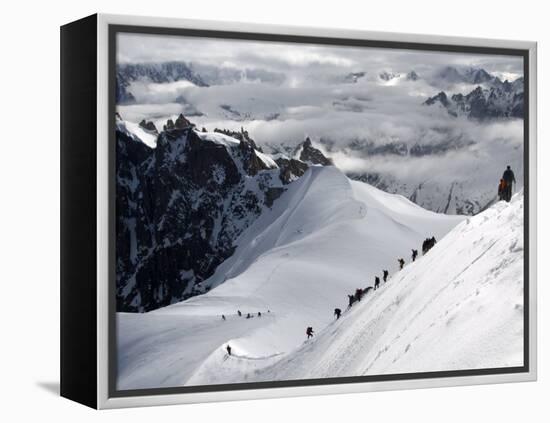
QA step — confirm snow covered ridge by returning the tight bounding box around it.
[116,119,158,148]
[115,115,331,312]
[116,166,468,389]
[242,193,524,381]
[235,192,524,382]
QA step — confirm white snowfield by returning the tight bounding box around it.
[117,166,523,390]
[116,119,158,148]
[235,191,525,382]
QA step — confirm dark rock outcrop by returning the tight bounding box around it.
[424,77,524,120]
[343,71,366,83]
[139,119,158,133]
[379,71,400,81]
[406,71,419,81]
[424,91,450,107]
[163,119,175,131]
[275,156,309,184]
[116,62,209,105]
[116,118,293,312]
[298,137,333,166]
[214,127,263,152]
[175,113,193,129]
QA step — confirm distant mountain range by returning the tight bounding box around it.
[116,62,209,103]
[424,69,524,120]
[379,70,401,81]
[434,66,494,85]
[116,63,524,218]
[270,123,521,216]
[116,61,285,104]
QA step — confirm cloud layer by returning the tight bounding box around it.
[116,32,524,194]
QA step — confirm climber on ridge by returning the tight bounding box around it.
[501,165,516,202]
[398,258,405,270]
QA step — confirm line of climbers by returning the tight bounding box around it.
[226,232,439,352]
[323,235,438,340]
[225,165,517,353]
[221,309,271,321]
[422,237,436,255]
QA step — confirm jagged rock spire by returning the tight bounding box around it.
[139,119,158,134]
[298,137,333,166]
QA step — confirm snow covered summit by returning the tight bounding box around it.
[117,165,466,389]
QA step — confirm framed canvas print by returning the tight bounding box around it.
[60,14,537,409]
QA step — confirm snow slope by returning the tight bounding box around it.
[117,166,465,389]
[188,191,524,384]
[116,119,158,148]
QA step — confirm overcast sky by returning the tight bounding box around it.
[117,32,523,81]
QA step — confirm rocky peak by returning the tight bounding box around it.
[184,130,241,187]
[344,71,366,83]
[275,156,309,184]
[238,137,270,176]
[175,113,193,129]
[466,68,493,84]
[500,79,513,93]
[298,137,333,166]
[163,114,194,131]
[213,127,263,152]
[424,91,449,107]
[406,71,419,81]
[469,86,484,97]
[139,119,158,133]
[424,79,524,120]
[163,119,175,131]
[436,66,464,83]
[379,70,400,81]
